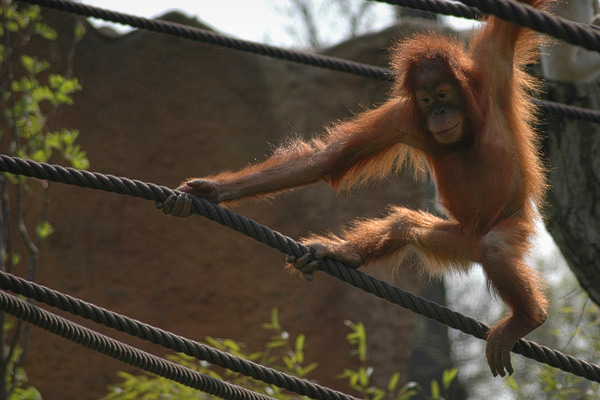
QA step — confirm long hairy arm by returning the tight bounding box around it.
[180,97,424,204]
[469,0,555,89]
[323,98,428,191]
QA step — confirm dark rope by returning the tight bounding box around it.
[37,0,598,58]
[378,0,600,53]
[0,271,356,400]
[0,290,274,400]
[18,0,391,81]
[0,154,599,383]
[16,0,600,123]
[458,0,600,53]
[372,0,481,19]
[534,99,600,123]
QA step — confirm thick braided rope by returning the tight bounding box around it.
[0,290,274,400]
[379,0,600,53]
[0,271,356,400]
[372,0,481,19]
[18,0,391,81]
[535,99,600,123]
[1,155,599,382]
[21,0,600,59]
[17,0,600,123]
[458,0,600,52]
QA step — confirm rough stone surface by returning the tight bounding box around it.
[15,10,439,399]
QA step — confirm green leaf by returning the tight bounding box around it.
[269,307,281,329]
[11,253,21,266]
[32,85,53,102]
[442,368,458,390]
[297,362,318,377]
[398,382,419,400]
[247,351,262,361]
[295,334,306,363]
[19,5,41,23]
[221,338,241,352]
[116,371,136,381]
[369,387,386,400]
[504,375,519,392]
[34,22,57,40]
[12,77,36,92]
[9,386,42,400]
[49,74,81,94]
[69,150,89,170]
[74,21,86,39]
[282,356,295,371]
[6,21,20,33]
[387,371,401,392]
[20,55,49,75]
[265,338,286,349]
[348,372,359,387]
[204,336,222,349]
[357,366,370,387]
[35,221,54,240]
[46,132,62,149]
[31,148,51,163]
[430,380,440,400]
[345,320,368,362]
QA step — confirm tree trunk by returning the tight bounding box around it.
[542,80,600,305]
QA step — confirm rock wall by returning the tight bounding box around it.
[17,9,439,399]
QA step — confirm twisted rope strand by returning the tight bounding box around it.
[0,155,599,382]
[0,270,356,400]
[372,0,481,19]
[17,0,600,122]
[378,0,600,53]
[458,0,600,52]
[26,0,597,58]
[19,0,391,81]
[0,290,275,400]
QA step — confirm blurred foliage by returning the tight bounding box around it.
[101,308,457,400]
[0,2,86,399]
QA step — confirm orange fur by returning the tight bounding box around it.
[174,0,555,377]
